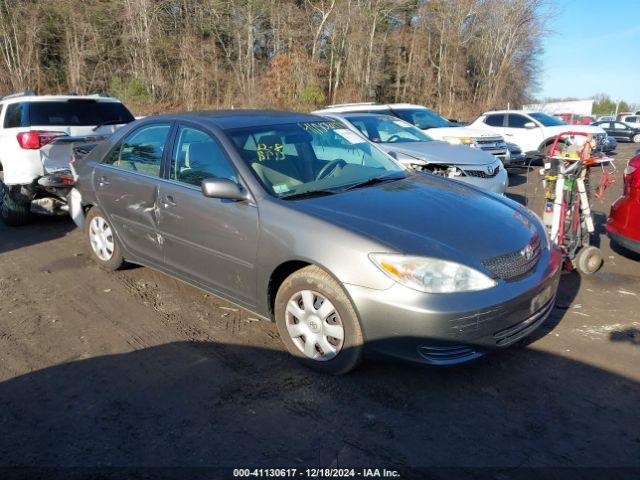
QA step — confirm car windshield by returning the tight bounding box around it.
[227,120,406,198]
[528,112,566,127]
[347,115,433,144]
[391,107,453,129]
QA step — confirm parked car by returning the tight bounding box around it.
[317,112,507,194]
[596,116,615,122]
[506,142,526,167]
[601,134,618,152]
[592,120,640,143]
[70,110,561,374]
[0,91,134,225]
[314,103,510,165]
[470,110,608,158]
[620,115,640,128]
[607,153,640,254]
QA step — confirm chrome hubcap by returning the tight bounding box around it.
[89,216,115,262]
[285,290,344,361]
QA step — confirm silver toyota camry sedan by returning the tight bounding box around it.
[70,110,561,374]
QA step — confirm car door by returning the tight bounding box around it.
[93,122,172,264]
[612,122,632,141]
[596,122,612,138]
[503,113,543,152]
[156,123,259,307]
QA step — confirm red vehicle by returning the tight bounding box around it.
[607,153,640,254]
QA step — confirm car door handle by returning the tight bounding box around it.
[98,176,110,187]
[161,195,177,208]
[504,133,514,136]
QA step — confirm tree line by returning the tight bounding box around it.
[0,0,547,119]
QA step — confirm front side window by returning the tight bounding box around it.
[392,108,452,129]
[348,115,432,144]
[103,123,171,176]
[507,114,531,128]
[613,122,627,129]
[227,121,405,198]
[484,114,505,127]
[170,125,237,186]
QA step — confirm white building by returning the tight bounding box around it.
[521,99,594,115]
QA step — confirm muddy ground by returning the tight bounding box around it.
[0,143,638,476]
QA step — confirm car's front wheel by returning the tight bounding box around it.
[275,265,363,374]
[632,133,640,143]
[85,206,125,270]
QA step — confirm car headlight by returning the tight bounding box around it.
[369,254,497,293]
[391,151,427,167]
[443,136,475,146]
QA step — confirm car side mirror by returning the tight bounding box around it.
[524,122,537,129]
[201,178,248,201]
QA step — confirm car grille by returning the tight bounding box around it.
[464,163,500,178]
[482,233,541,281]
[476,138,507,155]
[417,345,481,365]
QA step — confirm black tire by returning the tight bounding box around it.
[274,265,363,375]
[575,246,602,275]
[632,133,640,143]
[0,181,31,226]
[543,141,566,157]
[84,206,125,271]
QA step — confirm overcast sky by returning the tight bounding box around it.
[539,0,640,105]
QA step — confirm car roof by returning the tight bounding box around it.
[0,94,123,104]
[324,112,395,119]
[314,104,391,113]
[141,110,327,130]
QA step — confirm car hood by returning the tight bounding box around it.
[423,126,503,140]
[285,173,539,265]
[378,141,495,166]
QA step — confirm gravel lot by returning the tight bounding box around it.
[0,143,638,475]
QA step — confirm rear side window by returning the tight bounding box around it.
[3,103,26,128]
[28,101,134,127]
[484,114,505,127]
[103,123,171,177]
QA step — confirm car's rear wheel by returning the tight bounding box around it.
[274,265,363,374]
[85,206,124,270]
[0,176,31,226]
[632,133,640,143]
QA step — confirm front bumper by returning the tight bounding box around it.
[345,246,562,365]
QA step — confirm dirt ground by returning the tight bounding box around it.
[0,143,639,476]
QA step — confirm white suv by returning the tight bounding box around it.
[471,110,608,158]
[313,103,510,165]
[0,91,134,225]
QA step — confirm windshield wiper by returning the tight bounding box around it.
[343,174,405,191]
[92,119,131,131]
[281,189,339,200]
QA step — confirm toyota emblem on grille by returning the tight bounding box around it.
[521,243,534,260]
